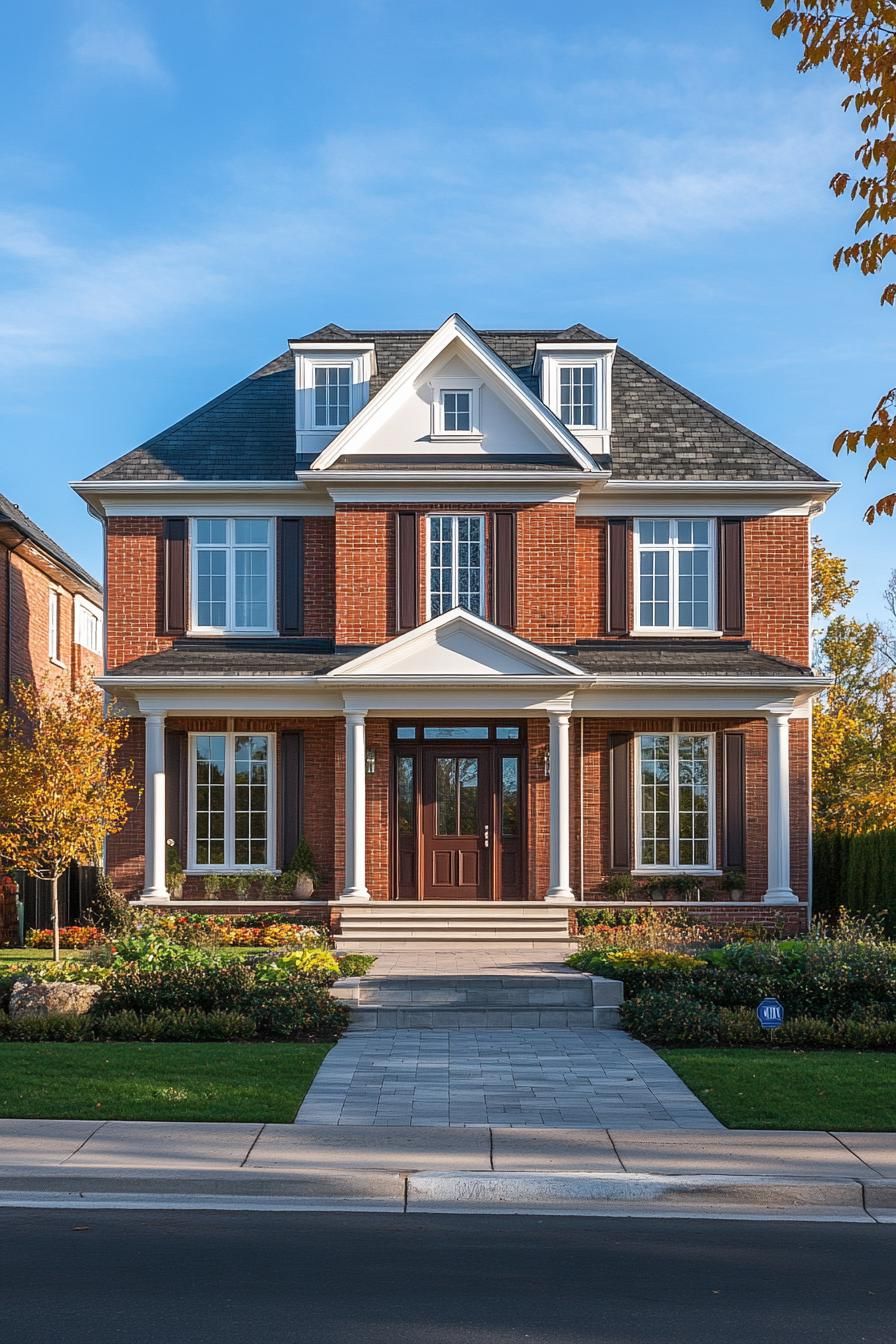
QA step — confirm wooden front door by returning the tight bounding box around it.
[422,749,490,899]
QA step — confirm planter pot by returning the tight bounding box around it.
[293,873,315,900]
[728,889,744,902]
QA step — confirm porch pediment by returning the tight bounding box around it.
[328,609,584,680]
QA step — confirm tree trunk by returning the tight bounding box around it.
[51,872,60,963]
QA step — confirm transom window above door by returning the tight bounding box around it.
[427,515,485,619]
[192,518,273,633]
[634,518,715,632]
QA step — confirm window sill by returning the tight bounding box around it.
[630,630,724,639]
[428,432,484,445]
[187,629,277,639]
[632,869,722,878]
[186,869,282,877]
[49,656,66,669]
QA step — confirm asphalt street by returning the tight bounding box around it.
[5,1208,895,1343]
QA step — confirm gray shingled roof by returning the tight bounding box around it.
[105,637,811,680]
[87,324,824,484]
[0,493,101,593]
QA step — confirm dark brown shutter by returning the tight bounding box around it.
[719,518,745,635]
[164,518,188,635]
[164,729,188,861]
[395,511,418,632]
[278,517,304,635]
[279,730,303,869]
[606,518,631,635]
[492,511,516,629]
[608,731,633,870]
[723,731,746,870]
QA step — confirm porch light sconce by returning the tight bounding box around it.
[543,747,550,780]
[366,748,376,776]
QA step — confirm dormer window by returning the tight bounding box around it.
[559,366,596,427]
[442,389,472,433]
[313,365,351,430]
[429,380,482,440]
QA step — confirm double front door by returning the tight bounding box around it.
[393,725,526,901]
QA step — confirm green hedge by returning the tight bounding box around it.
[814,829,896,931]
[621,990,896,1050]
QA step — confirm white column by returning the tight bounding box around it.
[141,712,169,902]
[341,711,372,902]
[764,709,798,904]
[545,709,575,904]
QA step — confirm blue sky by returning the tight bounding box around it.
[1,0,893,619]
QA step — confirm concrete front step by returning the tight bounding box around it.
[353,975,591,1007]
[346,1005,619,1030]
[337,902,571,947]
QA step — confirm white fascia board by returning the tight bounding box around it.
[323,484,581,505]
[72,480,334,519]
[309,314,603,473]
[578,478,840,519]
[533,341,618,368]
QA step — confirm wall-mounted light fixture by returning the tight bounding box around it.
[543,746,550,779]
[366,748,376,776]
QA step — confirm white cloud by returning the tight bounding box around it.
[68,6,169,86]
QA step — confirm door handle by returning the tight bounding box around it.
[483,825,490,849]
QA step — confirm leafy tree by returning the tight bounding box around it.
[0,679,135,960]
[762,1,896,521]
[811,542,896,830]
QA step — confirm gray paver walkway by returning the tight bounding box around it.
[295,1028,723,1129]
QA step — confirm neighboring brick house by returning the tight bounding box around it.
[74,315,835,931]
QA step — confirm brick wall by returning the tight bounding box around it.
[1,541,102,696]
[106,518,169,670]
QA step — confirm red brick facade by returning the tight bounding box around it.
[1,537,102,700]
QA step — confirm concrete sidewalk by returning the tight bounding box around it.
[1,1119,895,1221]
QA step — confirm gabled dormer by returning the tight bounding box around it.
[533,325,616,458]
[289,325,377,459]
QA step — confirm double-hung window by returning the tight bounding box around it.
[75,598,102,655]
[559,365,596,427]
[635,519,714,632]
[636,732,714,870]
[48,589,60,661]
[427,514,485,619]
[313,365,351,429]
[192,518,273,633]
[191,732,273,870]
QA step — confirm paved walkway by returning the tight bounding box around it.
[295,1028,722,1129]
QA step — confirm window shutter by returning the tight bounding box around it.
[395,511,419,632]
[164,518,188,635]
[608,730,633,870]
[278,518,304,636]
[723,731,746,870]
[279,730,303,870]
[164,730,188,862]
[719,518,745,635]
[492,511,517,629]
[606,518,631,635]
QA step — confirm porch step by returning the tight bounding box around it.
[335,902,571,948]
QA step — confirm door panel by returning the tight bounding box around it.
[423,749,489,900]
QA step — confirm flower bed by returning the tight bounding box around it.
[26,926,106,950]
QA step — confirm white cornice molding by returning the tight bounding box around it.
[71,480,334,519]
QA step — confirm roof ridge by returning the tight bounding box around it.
[0,492,101,591]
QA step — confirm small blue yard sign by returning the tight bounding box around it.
[757,997,785,1029]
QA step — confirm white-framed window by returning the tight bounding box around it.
[441,389,473,433]
[559,365,596,427]
[48,589,60,662]
[635,732,715,871]
[313,364,351,429]
[74,597,103,655]
[189,732,274,870]
[191,518,274,633]
[426,514,485,619]
[634,518,715,632]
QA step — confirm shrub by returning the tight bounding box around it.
[85,871,135,936]
[95,960,256,1015]
[620,990,723,1046]
[577,906,712,952]
[0,1012,90,1041]
[110,933,219,971]
[247,979,349,1040]
[259,949,341,986]
[285,838,320,883]
[567,948,704,997]
[26,926,105,949]
[337,953,377,978]
[90,1009,254,1042]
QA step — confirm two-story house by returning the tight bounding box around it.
[74,315,835,935]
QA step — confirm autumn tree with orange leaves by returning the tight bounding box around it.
[0,679,135,960]
[762,1,896,520]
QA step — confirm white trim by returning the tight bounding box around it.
[424,514,486,621]
[309,314,602,472]
[429,379,482,440]
[633,517,716,634]
[187,730,276,872]
[74,593,103,654]
[311,362,353,431]
[47,587,60,662]
[189,517,275,635]
[633,731,716,873]
[325,485,581,505]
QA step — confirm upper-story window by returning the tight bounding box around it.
[192,518,273,633]
[48,589,60,661]
[442,389,472,433]
[75,597,102,655]
[559,365,596,427]
[427,515,485,619]
[313,365,351,429]
[635,518,715,632]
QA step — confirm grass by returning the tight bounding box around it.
[0,1042,330,1122]
[661,1048,896,1130]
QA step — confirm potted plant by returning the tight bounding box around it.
[203,873,221,899]
[722,869,746,901]
[605,873,634,902]
[165,840,185,899]
[286,838,320,900]
[670,873,701,901]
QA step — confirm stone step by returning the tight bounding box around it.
[347,1005,621,1030]
[356,978,593,1008]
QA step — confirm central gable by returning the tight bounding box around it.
[311,314,600,472]
[329,609,584,680]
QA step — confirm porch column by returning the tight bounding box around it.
[341,710,372,902]
[545,709,575,903]
[763,708,797,904]
[141,712,169,902]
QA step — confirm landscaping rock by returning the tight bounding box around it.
[9,979,102,1019]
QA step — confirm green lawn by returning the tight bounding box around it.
[0,1042,330,1122]
[661,1049,896,1130]
[0,949,90,961]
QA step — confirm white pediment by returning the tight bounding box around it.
[328,609,584,680]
